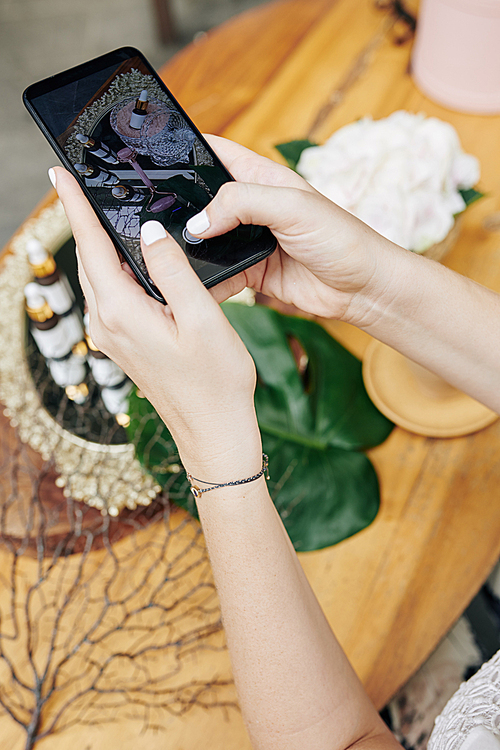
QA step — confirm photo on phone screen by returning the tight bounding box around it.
[24,48,276,301]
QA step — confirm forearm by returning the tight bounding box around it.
[353,239,500,413]
[194,474,398,750]
[57,160,400,749]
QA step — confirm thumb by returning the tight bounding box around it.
[185,181,311,241]
[140,221,215,322]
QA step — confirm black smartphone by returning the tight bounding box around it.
[23,46,276,303]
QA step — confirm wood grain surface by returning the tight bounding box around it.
[2,0,500,747]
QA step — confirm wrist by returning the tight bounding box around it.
[173,411,263,485]
[340,234,409,330]
[187,453,269,499]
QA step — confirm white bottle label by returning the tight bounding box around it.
[86,172,118,187]
[89,356,126,387]
[60,271,76,303]
[49,356,87,387]
[129,111,146,130]
[62,311,85,348]
[31,322,70,359]
[42,276,74,315]
[102,380,133,415]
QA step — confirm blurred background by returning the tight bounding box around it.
[0,0,265,250]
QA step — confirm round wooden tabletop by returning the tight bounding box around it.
[162,0,500,708]
[3,0,500,747]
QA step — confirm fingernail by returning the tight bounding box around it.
[48,168,57,189]
[141,220,167,246]
[186,210,210,236]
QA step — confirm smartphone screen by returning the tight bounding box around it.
[23,47,276,301]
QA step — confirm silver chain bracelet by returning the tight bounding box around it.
[186,454,270,499]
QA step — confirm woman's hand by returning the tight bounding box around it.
[52,167,262,481]
[192,140,500,413]
[190,135,397,326]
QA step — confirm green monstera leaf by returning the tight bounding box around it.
[458,187,484,208]
[264,437,380,552]
[126,389,194,516]
[222,303,393,551]
[127,305,393,552]
[275,139,317,170]
[223,304,391,451]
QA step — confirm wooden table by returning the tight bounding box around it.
[158,0,500,707]
[3,0,500,747]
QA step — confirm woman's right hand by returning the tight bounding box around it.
[198,138,500,415]
[195,135,398,326]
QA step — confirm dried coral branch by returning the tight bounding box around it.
[0,414,236,749]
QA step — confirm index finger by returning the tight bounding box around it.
[51,167,124,295]
[203,134,315,192]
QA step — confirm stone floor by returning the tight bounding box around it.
[0,0,265,250]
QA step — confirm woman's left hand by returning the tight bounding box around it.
[52,166,262,481]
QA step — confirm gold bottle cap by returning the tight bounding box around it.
[26,239,57,278]
[84,332,100,352]
[66,383,89,403]
[115,413,131,428]
[75,163,94,176]
[26,301,54,323]
[72,340,88,358]
[112,184,128,199]
[135,89,149,111]
[30,255,57,278]
[24,282,55,322]
[75,133,95,148]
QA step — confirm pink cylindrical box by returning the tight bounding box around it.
[412,0,500,114]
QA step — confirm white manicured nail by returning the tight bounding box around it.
[141,221,167,245]
[48,168,57,188]
[186,210,210,236]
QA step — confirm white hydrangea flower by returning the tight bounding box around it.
[451,153,480,190]
[296,111,480,253]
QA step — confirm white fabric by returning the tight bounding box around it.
[388,617,482,747]
[429,649,500,749]
[459,727,500,750]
